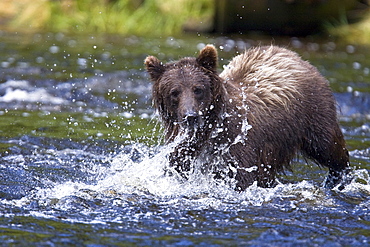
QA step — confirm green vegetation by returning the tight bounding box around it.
[2,0,370,43]
[3,0,213,36]
[327,11,370,44]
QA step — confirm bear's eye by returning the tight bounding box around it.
[194,88,204,97]
[170,90,180,99]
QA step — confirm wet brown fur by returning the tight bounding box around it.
[145,45,351,191]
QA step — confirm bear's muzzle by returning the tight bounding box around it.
[183,111,199,129]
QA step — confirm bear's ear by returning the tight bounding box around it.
[196,44,218,72]
[145,56,165,82]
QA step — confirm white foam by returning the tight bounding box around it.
[0,79,67,104]
[15,145,370,212]
[0,87,66,104]
[0,80,30,89]
[98,145,184,196]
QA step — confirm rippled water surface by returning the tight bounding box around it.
[0,32,369,246]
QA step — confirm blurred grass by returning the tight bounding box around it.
[0,0,213,36]
[1,0,370,43]
[322,1,370,44]
[327,11,370,44]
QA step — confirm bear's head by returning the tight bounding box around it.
[145,45,225,138]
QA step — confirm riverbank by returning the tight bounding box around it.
[0,0,213,36]
[0,0,370,43]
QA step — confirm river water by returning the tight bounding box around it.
[0,32,369,246]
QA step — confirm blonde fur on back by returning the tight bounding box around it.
[220,46,314,111]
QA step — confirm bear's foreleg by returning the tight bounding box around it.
[168,142,199,179]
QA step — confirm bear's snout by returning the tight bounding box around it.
[183,111,199,128]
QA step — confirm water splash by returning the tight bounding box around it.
[18,144,369,210]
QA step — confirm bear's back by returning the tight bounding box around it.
[220,45,329,111]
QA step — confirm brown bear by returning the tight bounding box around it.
[144,44,351,191]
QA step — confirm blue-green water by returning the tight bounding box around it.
[0,32,369,246]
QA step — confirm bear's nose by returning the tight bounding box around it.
[184,111,198,128]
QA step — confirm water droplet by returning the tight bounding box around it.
[36,57,44,63]
[77,58,87,67]
[49,45,60,54]
[353,62,361,70]
[1,61,10,68]
[68,39,77,47]
[197,43,206,50]
[346,45,355,54]
[363,67,369,75]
